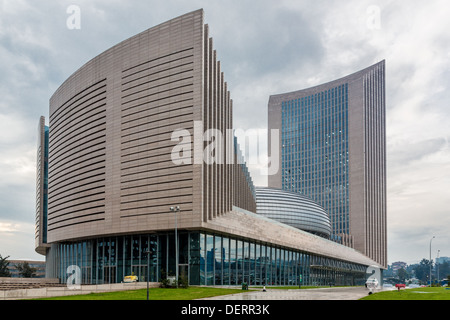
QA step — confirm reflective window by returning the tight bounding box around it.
[206,234,214,285]
[230,238,237,285]
[237,240,243,284]
[189,233,200,285]
[281,84,350,238]
[214,236,222,285]
[223,237,229,285]
[50,231,368,287]
[199,233,205,285]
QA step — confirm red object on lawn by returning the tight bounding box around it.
[395,284,406,290]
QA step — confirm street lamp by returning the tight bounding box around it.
[170,206,180,288]
[146,249,150,300]
[429,236,435,287]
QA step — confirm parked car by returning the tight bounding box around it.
[123,275,138,283]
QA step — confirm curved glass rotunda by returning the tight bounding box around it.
[255,187,332,239]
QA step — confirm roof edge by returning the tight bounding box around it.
[269,60,385,103]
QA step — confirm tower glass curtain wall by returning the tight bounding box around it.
[35,116,49,255]
[268,62,387,268]
[280,85,349,240]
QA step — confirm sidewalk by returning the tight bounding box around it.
[199,286,374,300]
[0,282,159,300]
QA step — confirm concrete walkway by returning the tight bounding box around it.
[199,286,375,300]
[1,283,377,300]
[0,282,159,300]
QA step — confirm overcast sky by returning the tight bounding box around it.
[0,0,449,266]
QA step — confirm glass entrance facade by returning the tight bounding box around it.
[198,233,367,286]
[49,231,368,286]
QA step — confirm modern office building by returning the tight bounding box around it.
[7,260,46,278]
[268,61,387,268]
[37,9,383,286]
[35,116,49,256]
[391,261,407,274]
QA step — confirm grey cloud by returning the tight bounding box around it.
[388,137,447,168]
[210,5,325,85]
[0,185,35,223]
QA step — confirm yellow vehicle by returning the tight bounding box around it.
[123,275,138,283]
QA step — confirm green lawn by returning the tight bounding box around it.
[360,287,450,300]
[36,285,450,301]
[35,286,247,300]
[34,285,320,300]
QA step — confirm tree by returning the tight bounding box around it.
[0,254,11,277]
[397,268,409,283]
[413,259,432,284]
[15,262,37,278]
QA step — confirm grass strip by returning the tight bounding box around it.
[360,287,450,300]
[35,286,248,300]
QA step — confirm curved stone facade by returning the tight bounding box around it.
[48,9,256,244]
[255,187,331,238]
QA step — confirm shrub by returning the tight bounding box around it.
[159,277,172,288]
[178,274,189,289]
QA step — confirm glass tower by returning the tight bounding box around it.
[269,61,387,268]
[280,84,349,241]
[36,116,50,255]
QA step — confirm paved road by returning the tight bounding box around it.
[200,286,375,300]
